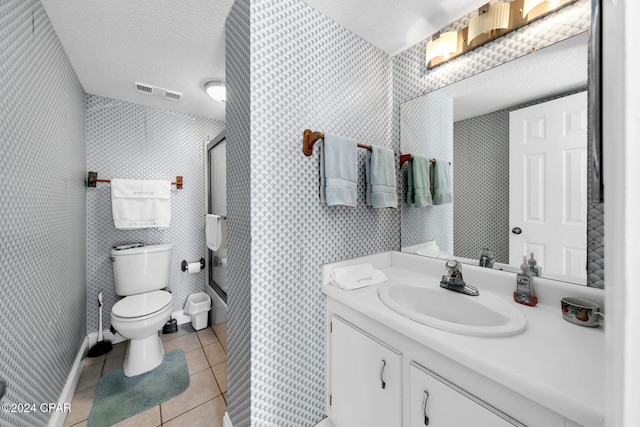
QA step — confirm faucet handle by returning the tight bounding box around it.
[445,259,461,276]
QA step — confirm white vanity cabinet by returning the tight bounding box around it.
[409,361,522,427]
[328,316,402,427]
[326,303,573,427]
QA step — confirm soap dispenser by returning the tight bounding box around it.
[528,252,541,277]
[514,256,538,307]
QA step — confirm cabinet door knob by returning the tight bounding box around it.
[423,390,430,425]
[379,359,386,389]
[512,227,522,235]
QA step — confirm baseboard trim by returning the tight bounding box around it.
[48,336,88,427]
[314,418,336,427]
[223,411,233,427]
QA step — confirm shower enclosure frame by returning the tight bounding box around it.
[205,130,227,304]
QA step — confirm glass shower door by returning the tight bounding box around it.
[206,131,227,303]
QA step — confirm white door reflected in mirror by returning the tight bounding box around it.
[509,91,587,284]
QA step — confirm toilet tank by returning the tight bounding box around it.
[111,244,173,296]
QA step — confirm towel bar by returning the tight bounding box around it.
[399,156,451,167]
[400,154,413,166]
[87,172,183,189]
[303,129,376,156]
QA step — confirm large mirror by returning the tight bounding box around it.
[400,31,603,288]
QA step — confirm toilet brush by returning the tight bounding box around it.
[87,292,113,357]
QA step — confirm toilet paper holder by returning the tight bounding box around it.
[181,258,205,272]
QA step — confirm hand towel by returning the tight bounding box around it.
[407,156,432,207]
[366,146,397,209]
[320,133,357,207]
[111,179,171,229]
[432,159,453,205]
[206,214,222,251]
[330,263,387,290]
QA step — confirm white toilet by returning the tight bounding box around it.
[110,243,173,377]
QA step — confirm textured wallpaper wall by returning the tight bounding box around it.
[226,0,396,425]
[454,110,511,263]
[85,95,225,333]
[0,1,87,426]
[225,0,253,424]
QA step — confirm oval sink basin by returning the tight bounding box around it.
[378,279,526,337]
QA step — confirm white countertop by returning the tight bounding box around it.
[323,251,605,427]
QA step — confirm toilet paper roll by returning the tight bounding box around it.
[187,262,201,274]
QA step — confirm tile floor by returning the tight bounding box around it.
[63,323,228,427]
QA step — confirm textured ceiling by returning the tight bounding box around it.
[40,0,235,121]
[40,0,584,121]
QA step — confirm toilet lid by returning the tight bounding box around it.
[112,290,172,318]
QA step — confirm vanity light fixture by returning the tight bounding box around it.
[522,0,563,18]
[425,0,578,70]
[204,81,226,103]
[425,31,459,68]
[467,1,511,45]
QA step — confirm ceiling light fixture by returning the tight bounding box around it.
[205,81,226,103]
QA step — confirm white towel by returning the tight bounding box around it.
[206,214,222,251]
[330,263,387,290]
[111,179,171,229]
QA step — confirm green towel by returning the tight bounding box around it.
[407,156,432,207]
[432,159,452,205]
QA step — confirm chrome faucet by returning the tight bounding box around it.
[440,259,479,296]
[478,247,495,268]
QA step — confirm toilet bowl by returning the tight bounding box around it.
[111,290,172,376]
[110,244,173,377]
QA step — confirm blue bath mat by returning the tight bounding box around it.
[88,349,189,427]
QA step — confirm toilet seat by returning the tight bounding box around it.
[112,290,172,320]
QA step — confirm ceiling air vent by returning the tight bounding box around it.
[134,81,181,102]
[164,90,181,101]
[135,82,153,95]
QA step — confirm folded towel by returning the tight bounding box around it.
[366,146,397,209]
[111,179,171,229]
[331,263,388,290]
[320,133,357,207]
[206,214,222,251]
[407,156,432,207]
[432,159,453,205]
